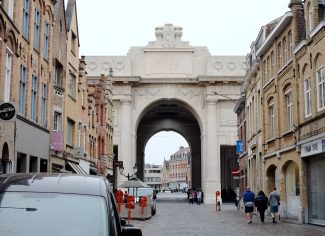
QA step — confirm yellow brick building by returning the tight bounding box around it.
[0,0,55,174]
[242,0,325,225]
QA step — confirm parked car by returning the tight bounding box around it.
[0,173,142,236]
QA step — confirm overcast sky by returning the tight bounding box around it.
[75,0,291,165]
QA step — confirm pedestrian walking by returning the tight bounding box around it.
[189,191,194,205]
[242,186,255,224]
[254,190,268,224]
[268,187,280,223]
[193,191,197,204]
[123,191,128,203]
[197,191,202,205]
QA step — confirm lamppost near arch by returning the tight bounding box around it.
[115,161,138,180]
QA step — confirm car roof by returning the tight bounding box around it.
[0,173,110,196]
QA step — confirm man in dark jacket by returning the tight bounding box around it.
[254,191,268,223]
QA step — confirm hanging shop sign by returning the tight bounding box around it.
[0,103,16,121]
[236,140,243,154]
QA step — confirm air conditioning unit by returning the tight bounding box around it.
[74,147,84,157]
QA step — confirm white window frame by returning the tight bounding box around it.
[269,102,275,139]
[53,112,61,131]
[81,89,85,107]
[4,49,13,102]
[83,125,87,150]
[8,0,14,18]
[316,66,325,111]
[285,89,293,130]
[68,73,76,98]
[270,51,274,78]
[67,119,74,146]
[77,122,82,147]
[22,0,30,38]
[19,65,27,115]
[43,20,50,60]
[304,77,312,117]
[34,8,40,50]
[54,62,63,86]
[257,90,261,130]
[31,75,38,121]
[283,37,287,64]
[41,83,47,126]
[278,42,282,68]
[288,31,292,56]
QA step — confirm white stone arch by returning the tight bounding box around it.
[86,23,245,204]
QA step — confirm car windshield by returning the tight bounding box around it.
[0,192,109,236]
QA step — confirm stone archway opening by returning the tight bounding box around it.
[144,131,189,190]
[283,161,300,217]
[266,165,277,194]
[136,100,201,190]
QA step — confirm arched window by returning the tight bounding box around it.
[304,77,312,117]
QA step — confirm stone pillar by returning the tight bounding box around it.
[203,99,221,204]
[26,154,30,173]
[119,98,133,181]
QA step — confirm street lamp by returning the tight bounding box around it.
[116,161,138,180]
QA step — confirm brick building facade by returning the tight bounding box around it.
[240,0,325,225]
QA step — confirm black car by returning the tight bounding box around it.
[0,173,142,236]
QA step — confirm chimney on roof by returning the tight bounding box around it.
[289,0,306,46]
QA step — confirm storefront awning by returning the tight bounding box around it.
[67,161,87,175]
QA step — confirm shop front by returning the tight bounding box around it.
[301,137,325,226]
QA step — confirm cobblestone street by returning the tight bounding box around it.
[130,193,325,236]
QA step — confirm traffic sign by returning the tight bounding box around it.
[231,168,240,176]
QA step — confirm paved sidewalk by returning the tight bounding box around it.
[131,201,325,236]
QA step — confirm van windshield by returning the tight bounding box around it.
[0,192,109,236]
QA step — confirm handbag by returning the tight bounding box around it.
[245,201,254,207]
